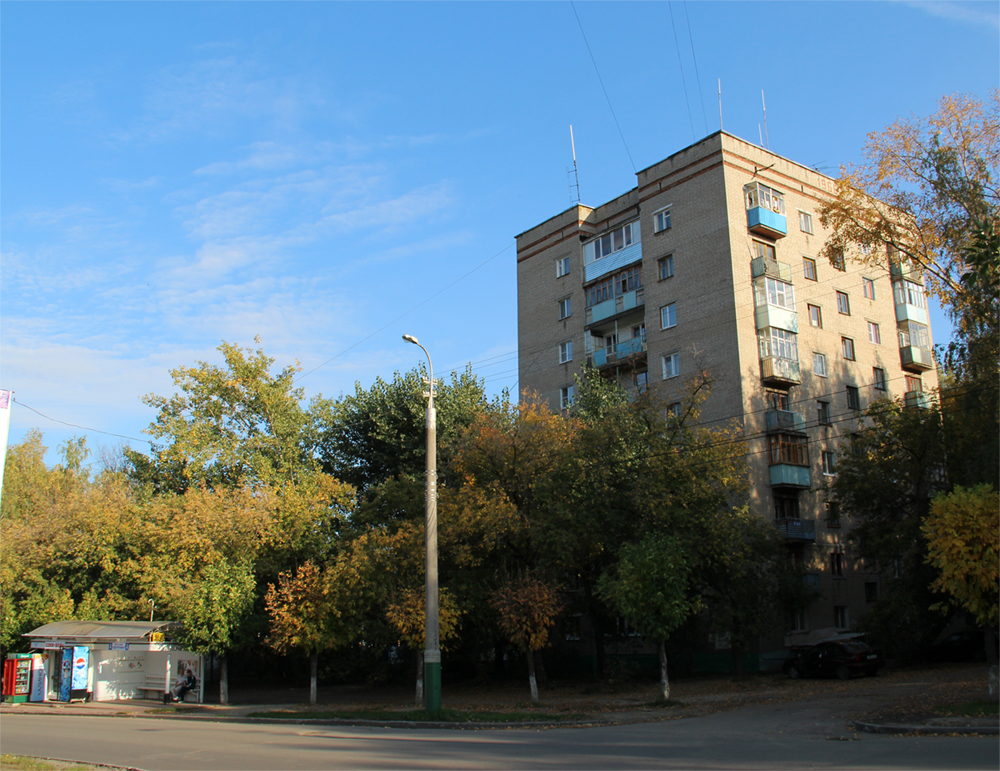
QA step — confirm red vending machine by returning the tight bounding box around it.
[3,655,33,703]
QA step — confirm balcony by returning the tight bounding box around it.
[899,345,934,372]
[745,182,787,239]
[765,409,806,434]
[770,464,811,489]
[585,287,644,325]
[890,259,920,281]
[775,518,816,542]
[588,335,647,368]
[751,257,792,281]
[755,304,799,334]
[760,356,801,386]
[904,390,931,409]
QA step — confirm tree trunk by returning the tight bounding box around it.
[415,650,424,706]
[533,649,550,688]
[732,643,745,677]
[309,651,318,706]
[592,616,608,678]
[659,641,671,701]
[220,656,229,705]
[526,648,539,704]
[986,629,998,697]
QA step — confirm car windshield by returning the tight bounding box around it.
[841,642,870,653]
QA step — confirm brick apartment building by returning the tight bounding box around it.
[515,131,938,667]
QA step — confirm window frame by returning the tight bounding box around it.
[841,336,856,361]
[817,400,831,425]
[836,291,851,315]
[660,302,677,330]
[560,385,575,410]
[862,277,876,300]
[814,352,828,377]
[556,256,570,278]
[807,304,822,328]
[846,385,861,410]
[662,352,680,380]
[803,256,818,281]
[823,450,838,476]
[826,500,841,528]
[657,254,674,280]
[653,206,672,234]
[559,341,573,364]
[867,321,881,345]
[558,297,572,320]
[873,367,887,391]
[798,210,814,234]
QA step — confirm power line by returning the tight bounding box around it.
[13,399,151,445]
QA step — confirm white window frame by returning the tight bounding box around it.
[822,450,837,476]
[662,352,680,380]
[559,341,573,364]
[862,277,876,300]
[560,385,574,410]
[556,256,570,278]
[867,321,881,345]
[653,206,672,233]
[814,352,828,377]
[798,210,814,234]
[660,302,677,330]
[584,221,640,262]
[558,297,572,320]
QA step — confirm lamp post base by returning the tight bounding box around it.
[424,660,441,714]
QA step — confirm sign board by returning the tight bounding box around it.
[108,642,130,650]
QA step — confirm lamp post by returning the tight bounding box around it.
[402,334,441,714]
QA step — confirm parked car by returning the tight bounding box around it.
[929,630,996,663]
[784,639,885,680]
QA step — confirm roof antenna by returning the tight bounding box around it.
[718,79,723,131]
[762,90,769,150]
[568,125,581,205]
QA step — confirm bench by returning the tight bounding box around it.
[142,675,201,703]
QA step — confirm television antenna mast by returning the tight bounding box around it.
[567,125,581,205]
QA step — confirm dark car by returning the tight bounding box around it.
[929,630,996,663]
[785,640,885,680]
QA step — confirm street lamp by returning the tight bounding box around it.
[402,334,441,714]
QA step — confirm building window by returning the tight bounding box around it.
[836,291,851,315]
[834,605,849,629]
[559,341,573,364]
[831,553,845,578]
[846,385,861,410]
[898,320,931,350]
[775,494,800,519]
[894,280,926,309]
[658,254,674,280]
[767,390,790,411]
[753,241,776,261]
[865,582,878,603]
[633,371,649,394]
[814,352,828,377]
[667,401,681,417]
[769,434,809,466]
[830,247,846,271]
[653,207,672,233]
[867,321,881,345]
[584,221,640,263]
[803,257,817,281]
[823,450,837,476]
[826,501,841,528]
[818,400,831,425]
[808,304,822,328]
[755,277,796,310]
[842,337,856,360]
[660,302,677,329]
[558,297,572,319]
[863,277,876,300]
[560,385,574,410]
[873,367,887,391]
[556,256,570,278]
[798,211,814,234]
[662,353,680,379]
[905,375,923,393]
[787,610,807,633]
[759,328,799,361]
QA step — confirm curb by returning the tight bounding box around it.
[850,720,999,736]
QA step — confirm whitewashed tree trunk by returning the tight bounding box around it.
[220,656,229,705]
[659,641,671,701]
[989,664,998,698]
[527,649,539,704]
[309,651,318,706]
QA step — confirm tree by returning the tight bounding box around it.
[597,533,699,700]
[129,339,314,492]
[818,92,999,306]
[489,574,562,703]
[264,559,360,705]
[923,485,999,693]
[385,586,463,704]
[830,400,949,660]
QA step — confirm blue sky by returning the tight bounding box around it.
[2,0,998,466]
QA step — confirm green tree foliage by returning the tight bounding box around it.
[923,485,999,630]
[830,401,948,659]
[597,533,699,700]
[129,340,314,492]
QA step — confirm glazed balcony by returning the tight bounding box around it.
[760,356,801,386]
[899,345,934,372]
[745,181,787,238]
[904,391,931,409]
[765,409,806,434]
[775,518,816,542]
[588,335,647,368]
[770,464,811,489]
[585,287,644,325]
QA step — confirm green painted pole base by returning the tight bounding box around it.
[424,661,441,714]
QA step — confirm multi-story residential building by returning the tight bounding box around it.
[515,131,938,669]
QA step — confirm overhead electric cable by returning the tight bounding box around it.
[668,1,696,141]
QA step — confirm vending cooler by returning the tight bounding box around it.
[3,654,33,703]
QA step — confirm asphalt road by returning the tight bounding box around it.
[2,700,996,771]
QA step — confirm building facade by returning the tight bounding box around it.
[515,132,938,663]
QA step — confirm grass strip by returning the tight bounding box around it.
[1,756,96,771]
[940,700,999,718]
[246,707,584,723]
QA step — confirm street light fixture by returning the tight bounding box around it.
[402,334,441,714]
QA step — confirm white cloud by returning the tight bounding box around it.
[902,0,1000,29]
